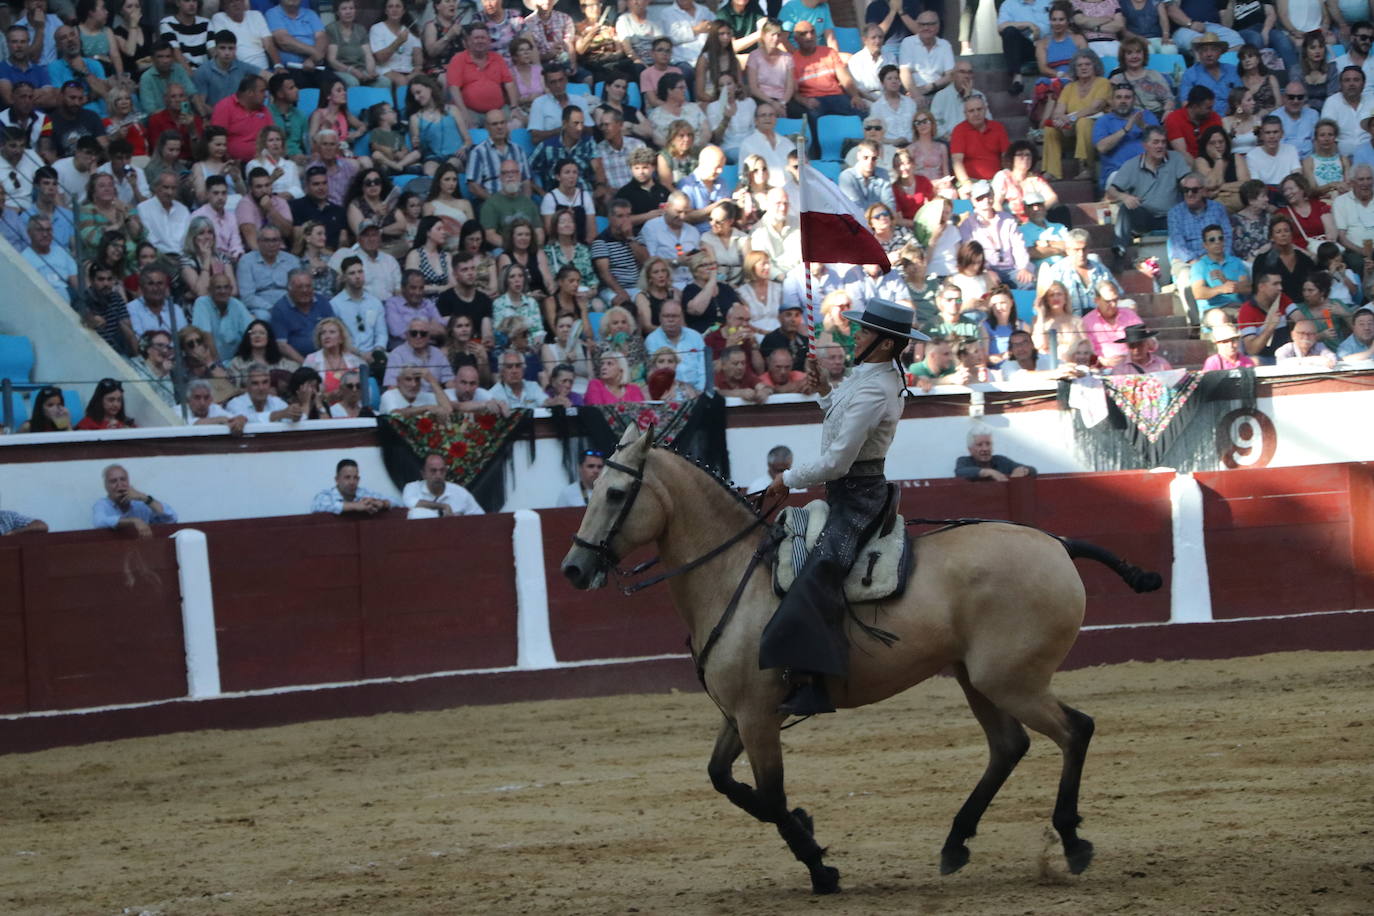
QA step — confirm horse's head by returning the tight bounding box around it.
[561,424,664,590]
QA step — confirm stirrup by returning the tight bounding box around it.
[778,679,836,717]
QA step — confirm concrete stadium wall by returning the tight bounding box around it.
[1,463,1371,754]
[0,242,182,429]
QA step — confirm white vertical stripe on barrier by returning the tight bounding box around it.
[171,529,222,697]
[512,510,558,669]
[1168,472,1213,624]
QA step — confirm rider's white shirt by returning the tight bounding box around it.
[782,361,903,490]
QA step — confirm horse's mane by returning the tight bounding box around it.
[647,444,763,520]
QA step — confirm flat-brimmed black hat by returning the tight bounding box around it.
[841,297,930,342]
[1115,324,1159,345]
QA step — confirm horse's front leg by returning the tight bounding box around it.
[707,717,775,821]
[733,713,840,895]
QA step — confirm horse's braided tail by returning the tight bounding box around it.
[1057,537,1164,594]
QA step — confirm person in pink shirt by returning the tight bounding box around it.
[210,74,272,162]
[584,350,645,403]
[1081,281,1141,368]
[445,22,516,119]
[1201,324,1257,371]
[1110,324,1173,375]
[189,174,245,262]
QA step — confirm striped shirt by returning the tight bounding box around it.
[160,15,212,67]
[590,228,640,289]
[465,138,532,195]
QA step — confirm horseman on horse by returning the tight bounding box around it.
[761,298,928,717]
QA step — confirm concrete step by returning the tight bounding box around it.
[1085,223,1115,248]
[1128,292,1182,318]
[1120,270,1157,295]
[1056,179,1097,205]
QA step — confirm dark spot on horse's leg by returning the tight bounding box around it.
[1053,704,1096,874]
[791,807,814,836]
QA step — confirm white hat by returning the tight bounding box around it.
[968,179,992,199]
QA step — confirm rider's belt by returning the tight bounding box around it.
[844,459,886,478]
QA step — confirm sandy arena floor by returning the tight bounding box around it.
[1,650,1371,915]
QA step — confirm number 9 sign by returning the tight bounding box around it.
[1216,408,1277,469]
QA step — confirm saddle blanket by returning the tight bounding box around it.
[773,500,913,603]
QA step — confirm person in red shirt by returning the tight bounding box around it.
[144,82,203,162]
[714,343,771,401]
[950,94,1009,188]
[210,74,273,162]
[446,22,517,120]
[1164,85,1222,161]
[787,20,867,155]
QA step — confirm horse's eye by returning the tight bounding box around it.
[606,488,626,502]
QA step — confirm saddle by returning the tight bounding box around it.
[772,483,914,603]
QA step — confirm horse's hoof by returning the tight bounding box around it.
[811,865,841,894]
[791,807,814,836]
[939,844,970,875]
[1065,838,1094,874]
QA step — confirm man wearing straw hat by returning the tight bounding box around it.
[762,298,928,716]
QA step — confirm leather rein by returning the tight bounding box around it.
[570,450,783,597]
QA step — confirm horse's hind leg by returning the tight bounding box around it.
[729,715,840,895]
[984,687,1096,874]
[940,664,1031,875]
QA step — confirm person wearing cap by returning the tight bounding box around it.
[1110,323,1173,374]
[1163,3,1243,54]
[1176,33,1241,115]
[762,298,929,717]
[1320,66,1374,157]
[1020,191,1070,264]
[961,179,1036,288]
[1337,305,1374,360]
[1093,82,1159,192]
[950,94,1010,189]
[1202,323,1257,370]
[760,301,809,371]
[329,219,404,302]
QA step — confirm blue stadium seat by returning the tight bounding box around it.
[812,159,842,182]
[626,83,642,108]
[395,84,409,111]
[367,375,381,410]
[469,127,489,146]
[510,127,535,155]
[0,334,35,386]
[816,114,861,160]
[1011,288,1036,325]
[587,310,604,340]
[1218,50,1238,66]
[1098,55,1118,76]
[392,174,420,190]
[567,82,590,96]
[62,388,82,418]
[297,87,320,115]
[775,117,807,140]
[718,163,739,191]
[952,198,973,215]
[833,26,861,53]
[1152,53,1186,84]
[348,86,392,115]
[595,215,609,234]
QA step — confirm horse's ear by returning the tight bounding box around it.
[617,424,642,448]
[643,422,656,445]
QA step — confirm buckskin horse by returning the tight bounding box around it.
[561,426,1162,894]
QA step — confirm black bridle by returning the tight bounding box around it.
[569,444,783,597]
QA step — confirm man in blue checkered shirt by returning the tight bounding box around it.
[1167,171,1231,289]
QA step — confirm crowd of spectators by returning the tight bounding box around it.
[3,0,1374,436]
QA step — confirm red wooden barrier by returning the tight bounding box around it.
[204,512,518,691]
[0,545,29,714]
[3,530,186,713]
[1196,463,1360,619]
[901,472,1173,626]
[539,507,685,662]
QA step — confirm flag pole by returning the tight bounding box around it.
[796,133,817,360]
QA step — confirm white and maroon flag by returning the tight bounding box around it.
[798,163,892,273]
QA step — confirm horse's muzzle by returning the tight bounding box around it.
[560,546,607,590]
